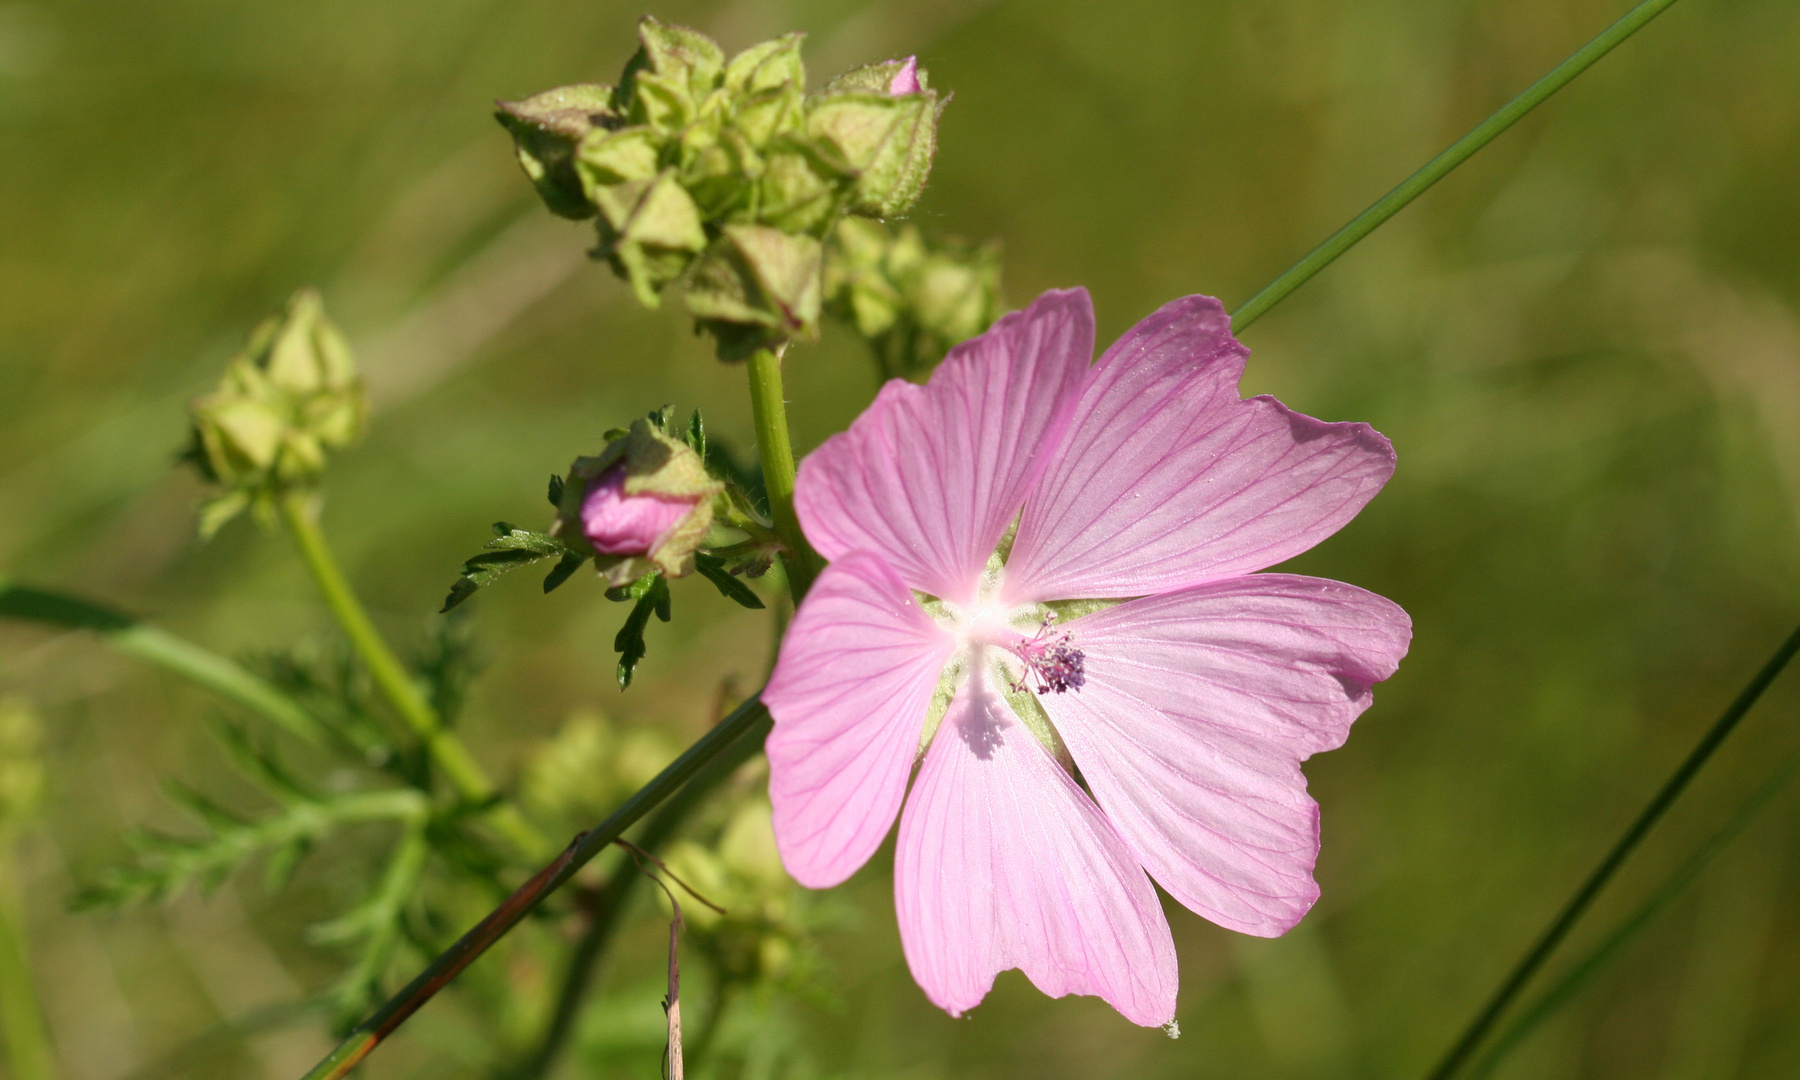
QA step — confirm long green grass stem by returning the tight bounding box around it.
[296,693,770,1080]
[275,494,550,860]
[0,837,56,1080]
[516,707,774,1080]
[1229,0,1681,333]
[1467,744,1800,1080]
[1426,618,1800,1080]
[745,345,822,600]
[0,582,331,747]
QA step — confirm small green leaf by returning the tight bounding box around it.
[694,553,765,609]
[547,474,565,507]
[441,527,579,612]
[542,551,585,594]
[612,573,671,689]
[685,408,706,460]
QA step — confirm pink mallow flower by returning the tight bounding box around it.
[764,288,1411,1026]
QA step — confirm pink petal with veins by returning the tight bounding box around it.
[895,668,1178,1025]
[1039,575,1410,934]
[796,288,1092,604]
[765,552,955,887]
[1003,295,1394,604]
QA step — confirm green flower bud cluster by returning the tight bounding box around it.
[0,699,44,831]
[497,17,944,359]
[658,793,815,991]
[519,710,679,829]
[825,218,1003,380]
[184,289,366,537]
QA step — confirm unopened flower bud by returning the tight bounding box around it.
[811,57,942,218]
[495,84,620,220]
[553,419,723,586]
[684,225,825,360]
[186,289,366,536]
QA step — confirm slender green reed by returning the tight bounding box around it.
[1427,619,1800,1080]
[1466,744,1800,1079]
[1231,0,1682,332]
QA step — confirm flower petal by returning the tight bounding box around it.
[1037,574,1411,935]
[765,551,956,888]
[895,666,1178,1026]
[1003,295,1395,603]
[796,288,1094,603]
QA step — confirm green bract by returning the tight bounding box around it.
[184,288,366,537]
[824,218,1002,379]
[497,17,944,359]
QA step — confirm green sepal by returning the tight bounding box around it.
[494,84,619,219]
[807,89,940,218]
[185,289,366,536]
[684,225,824,359]
[753,140,852,235]
[821,58,931,96]
[591,168,709,307]
[609,572,672,689]
[724,33,805,95]
[823,218,1002,378]
[576,125,662,188]
[694,553,766,609]
[635,16,725,102]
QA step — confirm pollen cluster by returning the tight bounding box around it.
[1006,613,1087,696]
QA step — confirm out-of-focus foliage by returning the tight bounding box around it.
[824,217,1002,379]
[183,289,367,537]
[2,1,1799,1079]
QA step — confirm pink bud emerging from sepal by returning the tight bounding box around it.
[887,56,921,96]
[580,464,695,556]
[552,419,724,586]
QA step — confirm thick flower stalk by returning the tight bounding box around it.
[764,288,1411,1025]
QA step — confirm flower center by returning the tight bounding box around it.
[1003,613,1086,695]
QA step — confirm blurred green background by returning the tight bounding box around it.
[3,0,1799,1077]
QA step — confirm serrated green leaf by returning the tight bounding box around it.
[441,526,577,612]
[694,553,765,609]
[542,551,585,594]
[613,574,671,689]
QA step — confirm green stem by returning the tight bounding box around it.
[0,836,55,1080]
[0,582,331,747]
[745,345,822,600]
[1466,745,1800,1080]
[1229,0,1681,332]
[515,710,770,1080]
[1426,618,1800,1080]
[275,495,549,860]
[296,694,770,1080]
